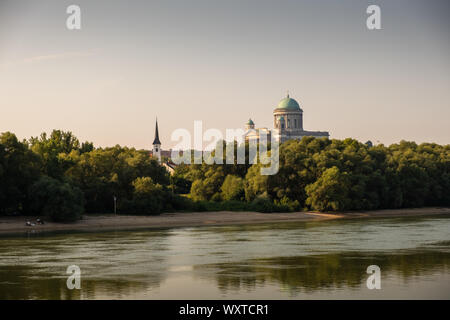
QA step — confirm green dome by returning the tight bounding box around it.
[275,94,301,111]
[246,118,254,125]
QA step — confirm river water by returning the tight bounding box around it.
[0,214,449,299]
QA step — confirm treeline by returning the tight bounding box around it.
[174,137,450,212]
[0,130,181,221]
[1,130,449,222]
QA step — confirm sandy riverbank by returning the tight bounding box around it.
[0,207,449,236]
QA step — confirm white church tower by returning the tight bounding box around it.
[152,118,161,163]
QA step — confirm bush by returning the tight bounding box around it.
[276,196,301,212]
[29,176,84,222]
[250,195,287,213]
[169,194,195,211]
[221,200,248,211]
[119,197,162,215]
[119,177,164,215]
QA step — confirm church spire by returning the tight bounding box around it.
[152,118,162,163]
[153,118,161,145]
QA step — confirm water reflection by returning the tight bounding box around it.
[0,215,449,299]
[0,265,159,299]
[194,248,450,296]
[0,230,172,299]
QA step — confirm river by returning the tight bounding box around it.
[0,214,449,299]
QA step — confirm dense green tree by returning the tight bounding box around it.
[190,166,225,201]
[29,130,93,179]
[28,176,84,222]
[62,147,169,213]
[305,166,350,212]
[170,175,191,194]
[221,175,244,201]
[125,177,165,214]
[120,176,190,215]
[2,129,449,216]
[244,163,269,201]
[0,132,41,215]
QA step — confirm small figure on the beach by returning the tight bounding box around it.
[36,218,44,225]
[25,221,32,226]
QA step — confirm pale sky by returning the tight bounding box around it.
[0,0,449,149]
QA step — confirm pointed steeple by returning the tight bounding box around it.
[153,118,161,145]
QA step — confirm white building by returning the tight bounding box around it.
[244,93,329,143]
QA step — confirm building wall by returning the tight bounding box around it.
[243,101,329,144]
[274,129,329,143]
[273,109,303,131]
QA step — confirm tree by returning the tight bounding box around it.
[0,132,41,215]
[120,177,166,215]
[3,129,449,216]
[244,164,269,201]
[133,176,160,195]
[29,176,84,222]
[221,175,244,201]
[305,166,350,212]
[190,166,225,201]
[63,146,170,213]
[28,130,92,179]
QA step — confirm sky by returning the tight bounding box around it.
[0,0,449,149]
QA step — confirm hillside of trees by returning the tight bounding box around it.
[1,130,449,222]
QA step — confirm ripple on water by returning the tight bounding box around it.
[0,214,449,299]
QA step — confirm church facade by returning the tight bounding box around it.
[244,94,329,143]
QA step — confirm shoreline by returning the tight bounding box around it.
[0,207,449,236]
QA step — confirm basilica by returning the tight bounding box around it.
[151,93,329,166]
[243,93,329,143]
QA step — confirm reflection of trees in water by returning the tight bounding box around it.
[0,265,165,299]
[0,265,168,299]
[194,248,450,295]
[0,230,172,299]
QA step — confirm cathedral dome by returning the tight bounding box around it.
[275,94,301,111]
